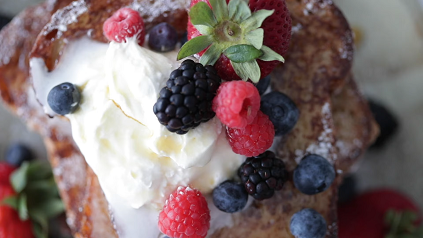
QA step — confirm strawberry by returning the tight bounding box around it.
[0,163,15,185]
[179,0,291,83]
[338,189,422,238]
[0,184,34,238]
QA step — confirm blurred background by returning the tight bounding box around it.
[1,0,423,237]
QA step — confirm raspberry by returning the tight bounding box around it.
[212,81,260,129]
[103,8,145,45]
[226,111,275,156]
[0,163,15,185]
[238,151,287,200]
[158,186,210,238]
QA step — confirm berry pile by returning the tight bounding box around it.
[153,59,221,134]
[0,143,66,238]
[238,151,287,200]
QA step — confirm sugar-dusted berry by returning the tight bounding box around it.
[103,8,145,45]
[212,81,260,129]
[226,111,275,156]
[159,186,210,238]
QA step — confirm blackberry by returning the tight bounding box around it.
[238,151,287,200]
[153,59,221,134]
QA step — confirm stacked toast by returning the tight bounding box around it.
[0,0,378,237]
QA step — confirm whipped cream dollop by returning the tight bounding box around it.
[31,37,245,209]
[30,36,245,228]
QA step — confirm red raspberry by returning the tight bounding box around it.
[0,163,15,185]
[226,111,275,156]
[103,8,145,45]
[159,186,210,238]
[212,81,260,129]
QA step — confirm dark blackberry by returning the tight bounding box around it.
[153,60,221,134]
[238,151,287,200]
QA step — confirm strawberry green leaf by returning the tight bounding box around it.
[18,193,29,220]
[195,25,214,35]
[33,198,65,218]
[245,28,264,49]
[31,217,48,238]
[11,162,30,193]
[224,44,263,63]
[1,196,18,209]
[259,45,285,62]
[189,2,217,27]
[385,210,423,238]
[241,9,275,33]
[27,161,52,181]
[177,35,212,60]
[209,0,229,21]
[200,43,223,66]
[228,0,251,22]
[231,60,261,83]
[30,210,48,229]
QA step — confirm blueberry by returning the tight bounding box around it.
[255,75,271,95]
[368,99,399,149]
[47,82,81,115]
[180,31,188,45]
[0,16,11,30]
[293,154,335,195]
[148,23,178,52]
[5,143,33,167]
[290,208,327,238]
[261,92,299,136]
[212,180,248,213]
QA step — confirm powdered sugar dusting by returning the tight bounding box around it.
[43,0,87,38]
[132,0,190,23]
[291,23,303,33]
[295,102,336,164]
[53,154,86,191]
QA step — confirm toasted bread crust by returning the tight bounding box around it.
[0,0,378,237]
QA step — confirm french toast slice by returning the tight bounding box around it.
[0,0,378,237]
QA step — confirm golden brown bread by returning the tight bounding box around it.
[0,0,378,237]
